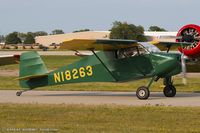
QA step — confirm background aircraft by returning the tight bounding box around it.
[0,55,20,66]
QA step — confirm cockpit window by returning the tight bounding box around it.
[116,46,148,59]
[139,42,161,52]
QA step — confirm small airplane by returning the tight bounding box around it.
[1,24,200,100]
[0,55,20,66]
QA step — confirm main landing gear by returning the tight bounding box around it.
[136,76,177,100]
[136,76,155,100]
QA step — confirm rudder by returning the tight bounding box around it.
[19,51,48,89]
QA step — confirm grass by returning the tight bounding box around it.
[0,104,200,133]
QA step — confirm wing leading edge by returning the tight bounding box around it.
[61,39,191,52]
[150,41,191,51]
[60,39,139,51]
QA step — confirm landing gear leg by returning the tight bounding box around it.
[163,77,176,97]
[136,77,155,100]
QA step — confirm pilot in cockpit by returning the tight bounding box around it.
[117,47,139,59]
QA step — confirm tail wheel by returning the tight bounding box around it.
[163,85,176,97]
[16,91,22,96]
[136,86,150,100]
[177,24,200,58]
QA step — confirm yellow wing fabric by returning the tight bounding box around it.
[60,39,139,51]
[150,41,191,51]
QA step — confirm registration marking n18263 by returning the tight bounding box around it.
[54,66,93,83]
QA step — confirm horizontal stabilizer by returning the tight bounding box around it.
[18,74,48,80]
[60,39,138,51]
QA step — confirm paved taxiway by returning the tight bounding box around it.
[0,90,200,106]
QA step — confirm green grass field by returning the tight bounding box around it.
[0,104,200,133]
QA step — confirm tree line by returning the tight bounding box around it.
[0,22,167,44]
[1,29,65,45]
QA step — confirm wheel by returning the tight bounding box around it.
[16,91,22,96]
[163,85,176,97]
[136,86,150,100]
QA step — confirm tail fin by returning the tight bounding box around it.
[19,51,48,89]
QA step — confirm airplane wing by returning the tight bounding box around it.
[150,41,191,51]
[0,55,20,66]
[60,39,139,51]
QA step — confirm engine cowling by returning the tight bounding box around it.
[177,24,200,58]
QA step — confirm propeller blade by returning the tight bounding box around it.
[181,53,187,85]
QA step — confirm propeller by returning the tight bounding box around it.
[181,52,187,85]
[176,25,200,83]
[177,28,199,84]
[177,27,200,50]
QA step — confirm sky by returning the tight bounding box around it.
[0,0,200,35]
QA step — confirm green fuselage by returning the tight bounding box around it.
[20,51,182,89]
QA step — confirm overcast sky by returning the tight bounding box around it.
[0,0,199,35]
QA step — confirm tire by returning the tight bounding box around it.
[136,86,150,100]
[163,85,176,97]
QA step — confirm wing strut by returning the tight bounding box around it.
[91,50,117,81]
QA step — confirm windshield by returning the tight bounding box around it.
[139,42,161,52]
[117,46,148,59]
